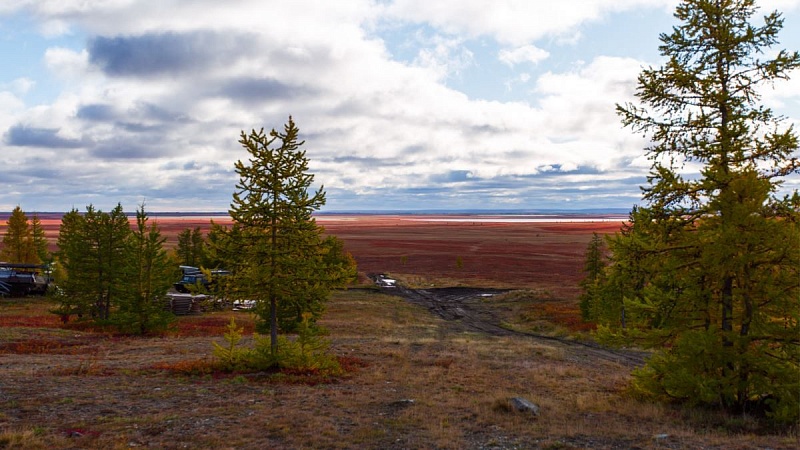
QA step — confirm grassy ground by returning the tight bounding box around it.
[0,292,797,449]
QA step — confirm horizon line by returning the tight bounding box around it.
[0,208,633,216]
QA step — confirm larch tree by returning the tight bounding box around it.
[86,204,131,320]
[55,204,132,320]
[54,208,92,317]
[606,0,799,423]
[218,117,356,355]
[114,204,175,335]
[578,232,607,321]
[0,206,36,264]
[175,227,207,267]
[30,214,50,265]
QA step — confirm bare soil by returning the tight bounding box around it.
[376,282,647,368]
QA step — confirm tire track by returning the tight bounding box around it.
[376,278,647,367]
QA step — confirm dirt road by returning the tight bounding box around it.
[373,277,648,367]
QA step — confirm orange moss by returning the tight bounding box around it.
[0,339,86,355]
[172,316,256,337]
[539,303,597,332]
[150,358,217,376]
[338,355,368,373]
[0,315,62,328]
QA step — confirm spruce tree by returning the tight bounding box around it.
[607,0,800,423]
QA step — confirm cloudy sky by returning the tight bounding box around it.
[1,0,799,213]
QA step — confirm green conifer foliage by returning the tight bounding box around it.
[216,117,356,355]
[578,232,606,321]
[0,206,36,264]
[30,214,49,264]
[175,227,207,267]
[607,0,800,423]
[114,204,175,334]
[54,209,91,317]
[55,204,132,321]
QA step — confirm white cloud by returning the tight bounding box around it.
[534,56,646,167]
[44,47,91,79]
[0,0,797,211]
[498,45,549,67]
[2,78,35,95]
[383,0,676,45]
[412,33,475,80]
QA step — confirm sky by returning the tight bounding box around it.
[1,0,799,213]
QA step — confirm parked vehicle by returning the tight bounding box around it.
[0,263,50,297]
[173,266,230,293]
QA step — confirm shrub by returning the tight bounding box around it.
[211,316,341,376]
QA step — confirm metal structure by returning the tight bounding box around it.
[173,266,230,294]
[0,263,51,297]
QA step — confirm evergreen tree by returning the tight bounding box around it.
[114,204,174,334]
[607,0,800,423]
[274,235,357,332]
[176,228,193,266]
[0,206,36,264]
[55,205,132,320]
[30,214,50,265]
[54,209,92,317]
[217,117,356,355]
[175,227,207,267]
[578,232,606,321]
[88,204,131,320]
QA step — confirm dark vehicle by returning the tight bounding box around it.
[0,263,50,297]
[173,266,230,294]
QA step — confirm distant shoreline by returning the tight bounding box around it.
[0,211,630,225]
[0,208,632,220]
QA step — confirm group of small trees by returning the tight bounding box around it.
[2,117,355,358]
[53,204,176,334]
[0,206,49,265]
[175,227,208,267]
[581,0,799,425]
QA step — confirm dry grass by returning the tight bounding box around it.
[0,293,797,449]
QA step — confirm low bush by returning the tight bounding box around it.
[212,316,342,376]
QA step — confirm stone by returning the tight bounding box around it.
[509,397,540,416]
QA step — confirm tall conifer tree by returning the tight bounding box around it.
[175,227,207,267]
[218,117,355,355]
[30,214,49,264]
[605,0,800,422]
[115,204,174,334]
[55,209,92,316]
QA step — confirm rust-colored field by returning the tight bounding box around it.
[2,213,624,299]
[316,215,624,297]
[4,215,795,449]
